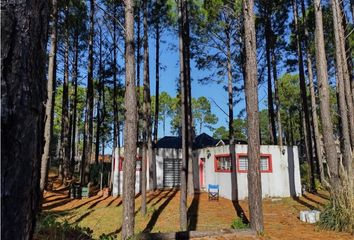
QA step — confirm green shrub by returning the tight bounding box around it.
[35,213,93,239]
[231,218,249,229]
[318,183,354,233]
[98,233,116,240]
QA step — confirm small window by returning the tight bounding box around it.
[214,154,232,172]
[236,154,272,173]
[238,155,248,172]
[260,156,270,171]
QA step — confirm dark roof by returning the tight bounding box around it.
[156,133,246,149]
[194,133,218,149]
[156,136,182,149]
[221,139,247,145]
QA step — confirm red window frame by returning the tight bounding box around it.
[214,154,234,172]
[119,156,142,171]
[236,153,272,173]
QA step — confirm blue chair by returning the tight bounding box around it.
[208,184,219,201]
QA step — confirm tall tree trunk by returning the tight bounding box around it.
[265,9,276,144]
[122,0,137,238]
[95,28,103,166]
[243,0,264,233]
[40,0,58,194]
[331,0,353,178]
[184,0,194,197]
[136,4,141,141]
[178,0,188,231]
[272,51,283,146]
[301,0,324,182]
[338,0,354,148]
[81,0,95,185]
[153,6,160,145]
[293,0,316,191]
[61,5,72,184]
[226,24,237,201]
[313,0,340,192]
[113,4,118,154]
[141,0,150,215]
[1,0,48,238]
[71,31,79,174]
[151,6,160,191]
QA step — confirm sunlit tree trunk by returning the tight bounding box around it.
[300,0,324,182]
[141,0,151,215]
[178,0,188,231]
[293,0,316,191]
[272,51,283,146]
[331,0,353,178]
[243,0,264,233]
[41,0,58,194]
[122,0,137,238]
[313,0,340,191]
[265,6,276,144]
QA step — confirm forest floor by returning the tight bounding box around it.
[40,178,353,239]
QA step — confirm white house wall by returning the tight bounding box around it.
[112,145,301,200]
[195,145,301,200]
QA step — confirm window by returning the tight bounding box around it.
[119,157,142,171]
[236,154,272,173]
[214,154,233,172]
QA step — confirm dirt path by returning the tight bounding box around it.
[42,184,352,239]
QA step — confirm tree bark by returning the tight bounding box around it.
[60,5,72,183]
[300,0,324,183]
[243,0,264,233]
[313,0,340,191]
[151,5,160,191]
[338,0,354,149]
[113,3,118,152]
[153,5,160,146]
[136,4,142,141]
[184,0,194,197]
[272,51,283,146]
[40,0,58,194]
[122,0,137,238]
[1,0,48,238]
[178,0,188,231]
[141,0,151,215]
[331,0,353,178]
[81,0,95,185]
[95,28,104,166]
[265,8,276,145]
[71,30,79,174]
[293,0,316,191]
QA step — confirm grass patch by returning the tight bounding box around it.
[231,217,249,229]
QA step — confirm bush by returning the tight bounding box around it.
[231,218,249,229]
[35,213,93,239]
[318,182,354,234]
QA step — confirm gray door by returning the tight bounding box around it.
[163,158,181,188]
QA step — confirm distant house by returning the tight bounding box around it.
[98,154,112,163]
[111,133,301,200]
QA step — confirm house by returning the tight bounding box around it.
[111,133,301,200]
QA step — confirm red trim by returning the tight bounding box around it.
[199,158,205,187]
[236,153,273,173]
[214,154,234,172]
[119,156,142,171]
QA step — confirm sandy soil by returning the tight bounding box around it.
[41,180,353,239]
